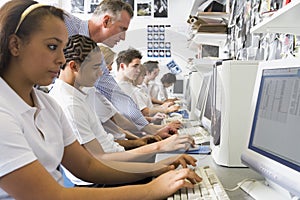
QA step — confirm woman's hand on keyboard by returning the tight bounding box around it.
[146,168,202,199]
[157,134,195,152]
[156,154,197,169]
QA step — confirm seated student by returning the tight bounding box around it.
[143,60,177,106]
[115,49,179,122]
[49,34,196,186]
[149,72,179,104]
[91,45,163,149]
[94,45,181,139]
[134,64,180,115]
[0,1,201,199]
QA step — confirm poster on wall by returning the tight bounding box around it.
[154,0,168,18]
[137,0,152,17]
[71,0,84,13]
[147,24,171,58]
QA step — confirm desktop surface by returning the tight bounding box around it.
[155,153,263,200]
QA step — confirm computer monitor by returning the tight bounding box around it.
[210,60,259,167]
[241,58,300,199]
[172,79,184,98]
[188,59,215,121]
[183,75,192,112]
[194,71,211,119]
[200,72,213,133]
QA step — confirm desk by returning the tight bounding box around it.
[156,153,263,200]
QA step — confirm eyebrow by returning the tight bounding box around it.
[46,37,65,44]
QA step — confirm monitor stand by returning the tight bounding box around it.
[239,179,298,200]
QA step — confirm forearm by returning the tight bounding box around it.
[115,139,144,150]
[151,97,164,105]
[63,183,156,200]
[142,124,163,135]
[112,113,139,132]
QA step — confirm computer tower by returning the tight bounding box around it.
[210,60,259,167]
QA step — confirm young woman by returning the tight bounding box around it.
[0,1,201,199]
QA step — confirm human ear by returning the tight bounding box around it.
[69,61,80,72]
[103,15,110,27]
[8,35,21,56]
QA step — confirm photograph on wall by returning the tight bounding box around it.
[89,0,101,13]
[137,0,151,17]
[154,0,168,18]
[71,0,84,13]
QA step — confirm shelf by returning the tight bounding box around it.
[191,33,227,46]
[251,0,300,35]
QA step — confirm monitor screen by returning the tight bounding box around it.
[173,79,184,95]
[201,73,214,133]
[184,77,192,111]
[194,73,210,118]
[241,59,300,198]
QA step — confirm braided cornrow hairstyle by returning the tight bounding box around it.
[61,34,98,69]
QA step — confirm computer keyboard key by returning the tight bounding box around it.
[168,166,230,200]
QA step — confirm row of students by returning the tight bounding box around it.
[50,34,195,186]
[0,0,202,199]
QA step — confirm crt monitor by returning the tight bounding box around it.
[201,72,214,134]
[241,58,300,199]
[183,75,192,112]
[172,79,184,98]
[194,71,211,119]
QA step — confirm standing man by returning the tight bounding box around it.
[65,0,181,135]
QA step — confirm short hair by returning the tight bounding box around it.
[116,48,142,70]
[0,0,65,75]
[99,45,116,65]
[61,34,99,69]
[143,60,159,73]
[161,73,176,84]
[93,0,133,21]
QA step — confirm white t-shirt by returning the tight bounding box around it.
[118,80,150,111]
[148,82,168,102]
[83,87,125,140]
[49,80,125,185]
[0,78,76,199]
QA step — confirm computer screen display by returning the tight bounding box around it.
[194,73,210,118]
[172,79,184,96]
[241,59,300,198]
[201,73,214,133]
[184,77,192,111]
[249,67,300,172]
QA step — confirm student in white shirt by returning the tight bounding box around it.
[93,46,162,148]
[50,35,196,186]
[149,72,178,102]
[143,60,179,106]
[0,1,201,199]
[116,49,179,120]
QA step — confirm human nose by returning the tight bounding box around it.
[58,50,66,66]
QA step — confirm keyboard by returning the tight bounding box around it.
[168,166,230,200]
[178,126,210,144]
[181,120,202,128]
[163,115,183,124]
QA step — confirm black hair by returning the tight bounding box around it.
[0,0,65,75]
[161,73,176,84]
[61,34,99,69]
[143,60,159,73]
[116,48,142,70]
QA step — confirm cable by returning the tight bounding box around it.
[224,178,257,192]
